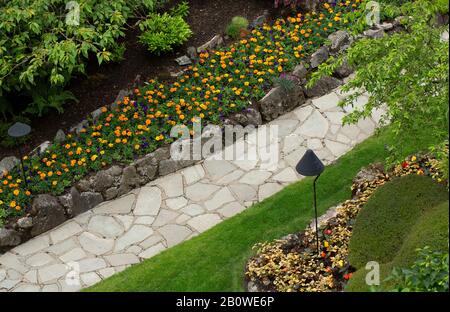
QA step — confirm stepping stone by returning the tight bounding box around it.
[139,243,166,259]
[240,170,272,185]
[185,183,220,201]
[38,264,68,283]
[79,232,114,256]
[98,268,116,279]
[258,183,283,201]
[78,258,107,273]
[325,111,346,125]
[45,238,78,256]
[12,283,41,292]
[59,248,87,263]
[139,235,165,249]
[88,215,124,238]
[81,272,101,287]
[23,270,37,283]
[50,221,83,244]
[272,168,298,183]
[115,215,134,231]
[218,202,245,218]
[307,138,323,150]
[357,118,376,135]
[216,170,245,184]
[269,119,299,137]
[94,194,135,214]
[296,110,329,138]
[42,284,59,292]
[312,92,341,112]
[187,214,222,233]
[204,187,235,211]
[115,225,154,252]
[339,123,361,140]
[166,196,188,210]
[203,160,237,180]
[293,105,314,123]
[342,95,369,113]
[181,165,205,185]
[158,224,192,247]
[282,134,303,155]
[25,253,55,267]
[134,216,155,225]
[181,204,204,217]
[284,146,308,167]
[229,184,257,202]
[154,174,183,198]
[153,209,179,227]
[134,187,161,216]
[0,253,27,274]
[105,254,140,266]
[13,235,50,256]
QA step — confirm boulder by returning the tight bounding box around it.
[118,166,140,196]
[334,59,354,78]
[292,62,308,81]
[187,46,198,60]
[363,28,385,39]
[328,30,352,54]
[111,89,132,110]
[197,35,224,53]
[310,46,329,68]
[80,192,103,212]
[159,159,196,176]
[70,119,89,135]
[0,156,19,177]
[76,178,92,192]
[92,170,114,193]
[91,108,103,124]
[16,217,33,229]
[259,85,306,121]
[30,194,67,237]
[104,187,119,200]
[233,108,263,126]
[304,76,342,98]
[0,228,21,247]
[352,163,385,197]
[105,165,122,177]
[54,129,66,143]
[175,55,192,66]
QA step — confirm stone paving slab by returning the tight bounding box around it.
[0,85,385,292]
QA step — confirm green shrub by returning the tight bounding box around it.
[138,13,192,55]
[226,16,249,39]
[345,175,449,292]
[387,247,449,292]
[169,1,190,18]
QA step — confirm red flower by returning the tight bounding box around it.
[344,273,353,280]
[321,252,326,258]
[401,161,409,168]
[324,229,332,235]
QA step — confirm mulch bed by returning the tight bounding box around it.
[0,0,275,159]
[245,154,447,292]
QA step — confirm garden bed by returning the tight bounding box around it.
[0,0,273,159]
[244,153,448,292]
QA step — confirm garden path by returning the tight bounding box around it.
[0,84,385,292]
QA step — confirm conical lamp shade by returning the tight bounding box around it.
[296,149,324,176]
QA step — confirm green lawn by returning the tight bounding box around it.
[346,175,449,292]
[87,126,443,292]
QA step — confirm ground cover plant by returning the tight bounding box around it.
[86,124,444,292]
[0,0,364,225]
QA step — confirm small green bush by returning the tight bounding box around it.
[138,13,192,55]
[387,247,449,292]
[226,16,249,39]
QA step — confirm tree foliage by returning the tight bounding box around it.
[310,0,449,163]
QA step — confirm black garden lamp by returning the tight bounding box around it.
[8,122,31,186]
[296,149,325,256]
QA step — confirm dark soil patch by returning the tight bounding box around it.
[0,0,274,158]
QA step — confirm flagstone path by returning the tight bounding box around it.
[0,84,385,292]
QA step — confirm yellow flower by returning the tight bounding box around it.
[411,155,417,162]
[91,155,98,161]
[10,200,16,208]
[13,189,20,196]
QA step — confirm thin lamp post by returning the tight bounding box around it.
[296,149,325,256]
[8,122,31,186]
